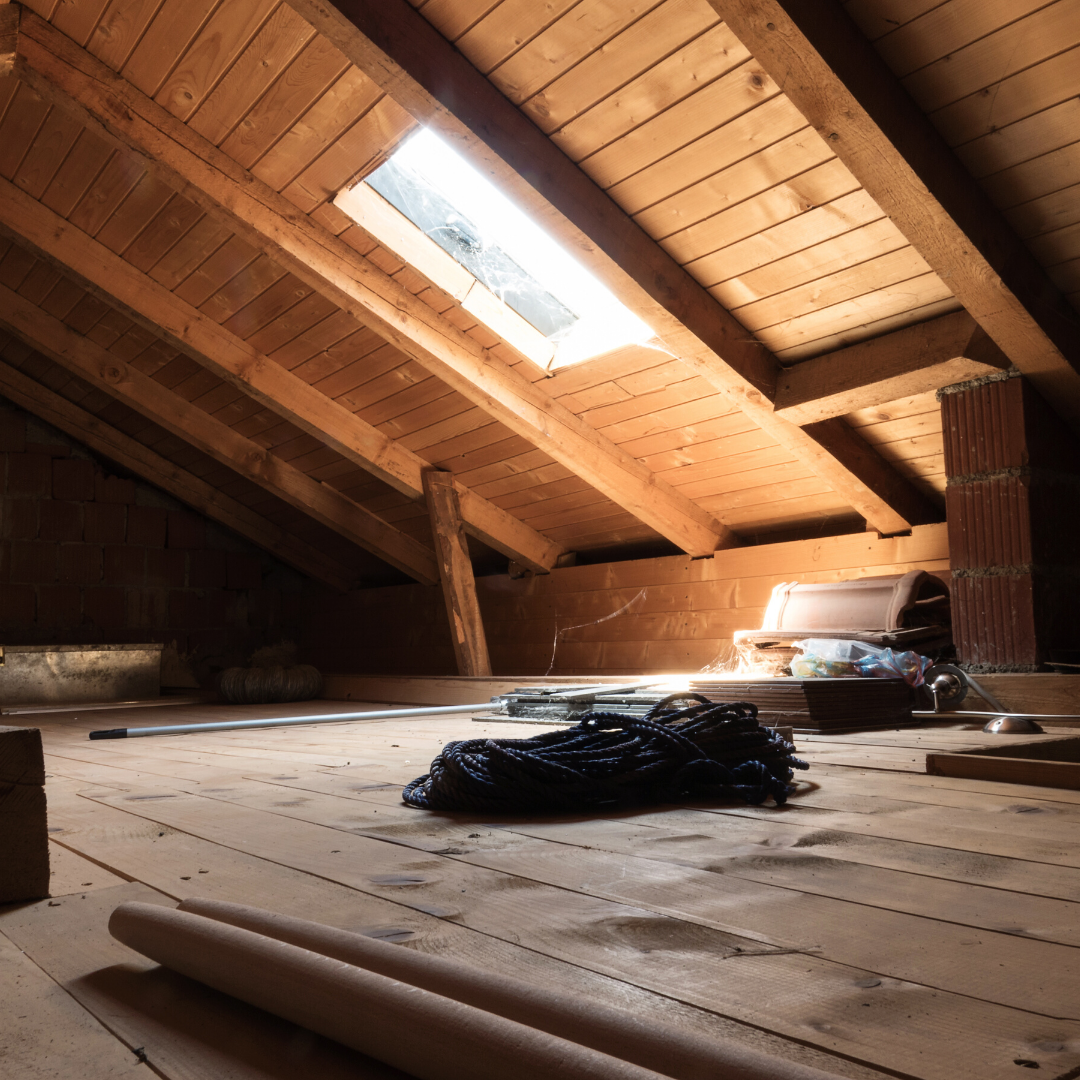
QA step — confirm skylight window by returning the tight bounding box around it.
[337,128,654,371]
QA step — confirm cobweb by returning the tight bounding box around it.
[545,587,648,676]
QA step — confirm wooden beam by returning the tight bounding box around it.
[775,312,1011,425]
[423,469,492,677]
[0,4,17,78]
[704,0,1080,426]
[271,0,938,534]
[13,16,733,559]
[0,181,557,575]
[281,0,776,400]
[0,356,356,592]
[0,284,441,586]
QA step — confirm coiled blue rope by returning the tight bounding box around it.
[402,693,808,813]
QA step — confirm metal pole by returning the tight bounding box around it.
[88,702,495,740]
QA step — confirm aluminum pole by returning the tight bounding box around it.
[89,702,495,739]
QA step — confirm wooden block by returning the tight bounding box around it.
[0,726,50,903]
[0,5,17,78]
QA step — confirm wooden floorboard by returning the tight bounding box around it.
[4,700,1080,1080]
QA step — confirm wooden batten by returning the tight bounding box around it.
[0,3,17,78]
[0,282,441,586]
[423,469,492,677]
[706,0,1080,425]
[278,0,942,539]
[0,358,358,591]
[775,312,1011,425]
[11,15,732,559]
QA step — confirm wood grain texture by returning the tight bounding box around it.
[776,312,1009,424]
[706,0,1080,425]
[423,469,492,676]
[15,14,728,558]
[0,281,440,585]
[278,0,943,536]
[0,726,49,904]
[0,353,357,590]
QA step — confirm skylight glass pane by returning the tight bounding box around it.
[360,129,654,368]
[368,156,577,339]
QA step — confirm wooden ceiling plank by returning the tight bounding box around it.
[704,0,1080,426]
[0,174,562,577]
[277,0,940,536]
[279,0,776,403]
[0,279,441,585]
[14,14,729,558]
[0,3,17,77]
[776,311,1011,424]
[0,351,355,591]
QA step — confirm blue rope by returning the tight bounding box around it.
[402,693,808,813]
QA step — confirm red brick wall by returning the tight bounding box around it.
[0,401,304,686]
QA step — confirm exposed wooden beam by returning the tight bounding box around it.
[423,469,492,677]
[0,283,441,586]
[14,15,733,558]
[0,356,356,593]
[0,3,16,78]
[272,0,939,534]
[775,312,1011,425]
[704,0,1080,427]
[0,178,557,576]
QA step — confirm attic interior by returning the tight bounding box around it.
[2,1,1080,1078]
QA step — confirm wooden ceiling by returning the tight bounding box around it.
[0,0,1076,585]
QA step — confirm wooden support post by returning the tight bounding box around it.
[0,726,49,904]
[423,470,492,677]
[0,3,17,78]
[942,373,1080,670]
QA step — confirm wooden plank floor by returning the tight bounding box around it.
[4,701,1080,1080]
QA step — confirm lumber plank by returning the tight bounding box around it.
[275,0,937,535]
[81,781,1080,1079]
[0,883,407,1080]
[423,469,492,676]
[0,725,49,904]
[46,840,128,897]
[0,355,357,591]
[775,312,1010,423]
[0,287,441,586]
[237,768,1080,950]
[0,927,143,1080]
[705,0,1080,426]
[0,3,17,77]
[14,19,730,560]
[36,783,874,1079]
[0,180,559,576]
[927,753,1080,791]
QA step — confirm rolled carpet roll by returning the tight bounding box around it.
[109,901,671,1080]
[177,897,843,1080]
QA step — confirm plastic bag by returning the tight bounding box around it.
[791,638,932,687]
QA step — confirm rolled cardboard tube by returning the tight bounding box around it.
[178,897,841,1080]
[110,901,670,1080]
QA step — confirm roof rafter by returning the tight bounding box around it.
[275,0,939,535]
[13,13,733,557]
[0,352,357,593]
[0,279,442,586]
[0,174,557,576]
[775,312,1010,425]
[704,0,1080,426]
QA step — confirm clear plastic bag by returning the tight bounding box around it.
[791,638,932,687]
